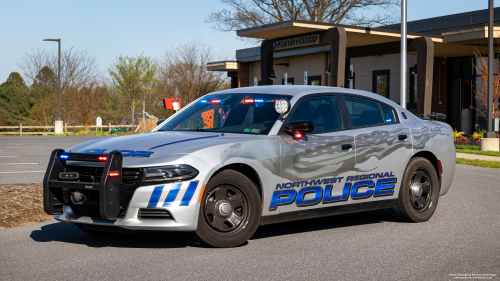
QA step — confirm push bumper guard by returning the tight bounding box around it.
[43,149,123,221]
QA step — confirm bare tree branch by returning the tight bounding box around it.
[206,0,400,38]
[158,40,230,109]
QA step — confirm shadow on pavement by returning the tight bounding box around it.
[30,222,197,249]
[30,209,397,248]
[251,208,398,240]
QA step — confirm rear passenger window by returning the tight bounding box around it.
[381,104,396,123]
[344,96,384,128]
[288,96,342,133]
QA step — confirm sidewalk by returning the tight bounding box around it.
[456,153,500,162]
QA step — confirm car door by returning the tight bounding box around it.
[341,94,413,202]
[275,94,356,214]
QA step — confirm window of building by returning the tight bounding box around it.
[308,75,321,86]
[288,96,342,133]
[372,70,390,98]
[344,96,385,128]
[282,77,295,85]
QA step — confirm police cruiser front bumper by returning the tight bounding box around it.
[43,149,203,231]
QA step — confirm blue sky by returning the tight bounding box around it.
[1,0,499,82]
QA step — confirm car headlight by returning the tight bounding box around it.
[141,165,199,184]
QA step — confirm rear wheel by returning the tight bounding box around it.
[192,170,261,248]
[392,157,440,222]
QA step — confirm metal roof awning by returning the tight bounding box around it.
[207,61,238,72]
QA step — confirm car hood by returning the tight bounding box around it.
[67,131,261,159]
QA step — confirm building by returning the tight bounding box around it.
[208,8,500,134]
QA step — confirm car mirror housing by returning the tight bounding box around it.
[284,121,315,138]
[157,118,166,126]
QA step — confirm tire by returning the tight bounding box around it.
[392,157,440,222]
[192,170,261,248]
[74,223,120,236]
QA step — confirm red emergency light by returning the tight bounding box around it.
[163,99,182,110]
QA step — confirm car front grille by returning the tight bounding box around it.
[65,165,141,185]
[138,208,173,219]
[65,165,141,218]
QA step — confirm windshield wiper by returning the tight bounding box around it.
[192,128,225,133]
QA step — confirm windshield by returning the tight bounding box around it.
[157,94,292,135]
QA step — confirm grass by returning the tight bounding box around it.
[456,158,500,169]
[455,144,500,157]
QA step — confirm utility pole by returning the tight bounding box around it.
[400,0,407,109]
[486,0,495,138]
[43,38,63,134]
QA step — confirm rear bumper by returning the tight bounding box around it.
[436,141,456,196]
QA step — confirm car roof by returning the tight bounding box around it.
[210,85,405,112]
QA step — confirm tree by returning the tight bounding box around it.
[0,73,33,125]
[1,72,26,88]
[68,80,105,131]
[472,49,500,119]
[17,47,100,125]
[108,55,158,125]
[159,40,229,108]
[17,46,98,88]
[31,66,57,126]
[206,0,399,35]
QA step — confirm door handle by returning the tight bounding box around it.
[341,144,353,151]
[398,135,408,141]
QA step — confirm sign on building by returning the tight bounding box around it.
[273,34,319,51]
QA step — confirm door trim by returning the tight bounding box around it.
[261,199,398,225]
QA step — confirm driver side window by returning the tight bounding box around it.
[288,96,342,133]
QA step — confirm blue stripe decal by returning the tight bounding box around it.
[163,183,182,206]
[180,181,199,206]
[149,135,222,150]
[147,186,164,208]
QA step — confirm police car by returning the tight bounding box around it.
[44,86,455,248]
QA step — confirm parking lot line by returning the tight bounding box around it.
[0,171,45,174]
[0,163,38,165]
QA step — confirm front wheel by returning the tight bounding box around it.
[192,170,261,248]
[392,157,441,222]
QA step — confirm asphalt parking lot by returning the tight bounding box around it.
[0,136,107,184]
[0,164,498,280]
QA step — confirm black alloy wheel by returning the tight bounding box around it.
[204,186,248,232]
[192,169,261,248]
[409,170,432,212]
[392,157,440,222]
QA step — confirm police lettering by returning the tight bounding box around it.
[269,178,397,211]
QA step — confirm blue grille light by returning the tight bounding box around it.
[200,100,207,103]
[254,99,264,102]
[60,155,69,159]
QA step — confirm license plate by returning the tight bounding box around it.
[59,172,79,180]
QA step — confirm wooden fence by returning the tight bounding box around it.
[0,124,136,136]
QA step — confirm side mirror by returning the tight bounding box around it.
[157,118,166,126]
[284,121,315,138]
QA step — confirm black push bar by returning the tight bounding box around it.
[43,149,123,220]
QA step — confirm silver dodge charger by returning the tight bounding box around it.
[44,86,456,247]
